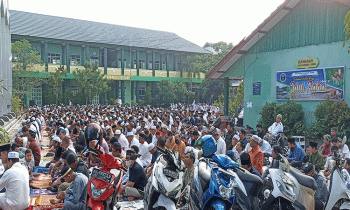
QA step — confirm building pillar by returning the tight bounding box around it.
[86,46,90,64]
[136,81,139,102]
[131,81,134,101]
[180,55,183,78]
[44,42,48,72]
[136,50,139,76]
[121,49,124,75]
[146,52,149,69]
[66,44,70,73]
[104,47,107,74]
[173,54,176,71]
[152,52,155,77]
[81,46,85,66]
[116,81,119,99]
[166,53,169,77]
[121,80,125,104]
[224,77,229,116]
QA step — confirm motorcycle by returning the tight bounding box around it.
[261,153,317,210]
[325,154,350,210]
[264,133,288,156]
[144,147,185,210]
[85,150,124,210]
[188,154,263,210]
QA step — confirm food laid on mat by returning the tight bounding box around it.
[30,173,52,189]
[29,195,63,209]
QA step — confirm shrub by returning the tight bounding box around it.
[11,95,22,117]
[259,101,305,138]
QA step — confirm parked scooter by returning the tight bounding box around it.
[188,135,263,210]
[144,147,185,210]
[84,123,125,210]
[325,154,350,210]
[261,153,317,210]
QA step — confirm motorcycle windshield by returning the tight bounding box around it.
[212,155,238,170]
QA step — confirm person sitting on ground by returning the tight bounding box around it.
[318,134,332,159]
[333,137,350,159]
[112,142,125,161]
[145,137,166,179]
[256,124,265,139]
[259,137,272,156]
[234,141,245,164]
[301,163,328,210]
[269,145,281,169]
[50,166,88,209]
[268,114,283,136]
[46,136,62,168]
[345,158,350,174]
[138,132,152,167]
[171,134,186,161]
[239,129,247,145]
[308,142,324,173]
[0,152,30,210]
[11,144,24,159]
[21,149,35,175]
[240,152,261,178]
[28,129,41,167]
[120,151,148,201]
[286,138,306,168]
[178,151,196,208]
[66,153,89,178]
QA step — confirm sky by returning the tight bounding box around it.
[9,0,285,47]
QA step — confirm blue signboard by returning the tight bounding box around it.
[276,67,344,101]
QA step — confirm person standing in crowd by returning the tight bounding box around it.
[308,142,324,172]
[268,114,283,136]
[225,122,235,151]
[0,152,30,210]
[212,131,226,155]
[286,138,306,167]
[137,132,152,167]
[319,134,333,158]
[248,135,264,174]
[256,124,265,139]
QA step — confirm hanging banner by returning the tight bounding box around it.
[276,67,344,101]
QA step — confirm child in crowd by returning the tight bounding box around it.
[21,149,35,175]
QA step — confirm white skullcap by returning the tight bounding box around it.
[121,122,125,126]
[8,152,19,159]
[251,135,262,143]
[127,132,134,136]
[53,136,61,143]
[136,126,141,131]
[233,135,240,141]
[151,126,156,130]
[148,143,155,151]
[115,130,121,135]
[105,126,111,130]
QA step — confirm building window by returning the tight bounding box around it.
[133,60,137,69]
[139,87,145,100]
[48,53,61,64]
[162,61,167,70]
[118,59,121,68]
[91,95,99,105]
[148,61,152,70]
[70,55,81,65]
[155,61,160,70]
[124,59,127,68]
[90,56,99,65]
[139,60,145,69]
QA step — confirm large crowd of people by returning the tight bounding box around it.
[0,104,347,209]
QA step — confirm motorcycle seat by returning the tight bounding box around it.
[236,169,263,185]
[289,167,317,190]
[110,169,120,178]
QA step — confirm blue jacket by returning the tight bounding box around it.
[287,143,306,162]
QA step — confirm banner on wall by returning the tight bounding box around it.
[276,67,344,101]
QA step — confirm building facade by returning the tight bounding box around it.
[0,0,12,117]
[207,0,350,126]
[10,10,209,106]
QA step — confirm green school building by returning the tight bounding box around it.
[207,0,350,126]
[10,10,209,106]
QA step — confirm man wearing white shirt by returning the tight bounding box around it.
[0,152,30,210]
[138,133,152,167]
[259,138,272,156]
[126,132,139,151]
[115,130,128,155]
[268,114,284,136]
[212,132,226,155]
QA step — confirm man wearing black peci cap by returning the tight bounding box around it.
[0,144,11,176]
[308,142,324,172]
[66,153,89,178]
[301,163,328,210]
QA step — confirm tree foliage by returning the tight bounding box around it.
[214,82,244,117]
[258,101,305,138]
[73,62,110,104]
[155,80,195,106]
[144,86,152,105]
[48,65,67,104]
[11,39,43,100]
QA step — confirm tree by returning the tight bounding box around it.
[74,62,110,104]
[11,39,43,100]
[47,65,67,104]
[198,79,224,104]
[156,80,177,105]
[144,86,152,105]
